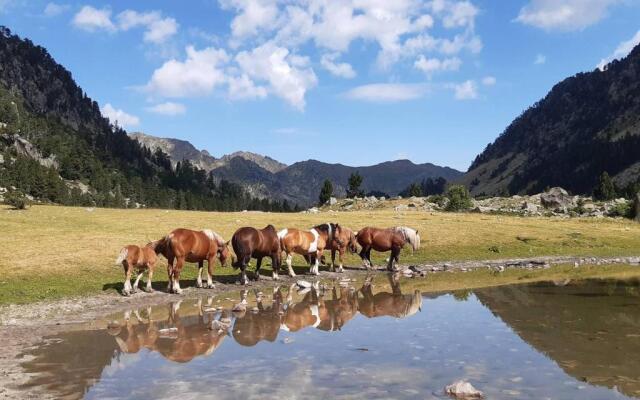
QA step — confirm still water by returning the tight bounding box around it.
[20,275,640,399]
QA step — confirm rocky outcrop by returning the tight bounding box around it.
[0,133,58,169]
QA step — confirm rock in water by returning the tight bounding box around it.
[444,380,483,399]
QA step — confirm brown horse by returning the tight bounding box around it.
[326,226,358,273]
[154,228,230,294]
[231,225,281,285]
[358,274,422,319]
[115,243,159,295]
[356,226,420,271]
[108,307,159,354]
[278,223,342,276]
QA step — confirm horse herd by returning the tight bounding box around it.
[115,223,421,296]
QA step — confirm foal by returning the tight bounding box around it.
[278,223,341,276]
[115,243,159,295]
[356,226,420,271]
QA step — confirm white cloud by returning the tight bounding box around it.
[597,30,640,71]
[320,53,356,79]
[44,2,70,17]
[450,80,478,100]
[116,10,178,44]
[516,0,619,31]
[145,102,186,116]
[236,42,317,110]
[344,83,429,103]
[220,0,279,41]
[481,76,496,86]
[72,5,115,32]
[414,55,461,76]
[146,46,230,97]
[101,103,140,128]
[534,53,546,65]
[442,1,479,29]
[227,74,268,100]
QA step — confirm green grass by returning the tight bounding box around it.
[1,204,640,305]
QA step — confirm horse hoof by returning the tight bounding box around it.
[206,283,216,289]
[175,289,183,295]
[337,268,344,273]
[122,291,130,297]
[146,288,154,293]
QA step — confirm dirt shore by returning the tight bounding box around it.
[1,255,640,399]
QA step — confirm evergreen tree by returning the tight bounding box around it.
[319,179,333,205]
[347,171,364,198]
[407,183,422,197]
[594,172,617,200]
[445,185,473,212]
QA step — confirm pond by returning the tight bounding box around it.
[19,275,640,399]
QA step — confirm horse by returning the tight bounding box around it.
[278,223,342,276]
[325,226,358,273]
[280,284,325,333]
[115,243,159,296]
[108,307,159,354]
[231,225,281,285]
[355,226,420,271]
[358,274,422,319]
[154,228,230,294]
[232,288,284,347]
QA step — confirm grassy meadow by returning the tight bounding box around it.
[1,204,640,305]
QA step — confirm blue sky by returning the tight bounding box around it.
[1,0,640,171]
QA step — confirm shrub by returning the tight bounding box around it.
[445,185,473,212]
[4,190,29,210]
[608,201,632,218]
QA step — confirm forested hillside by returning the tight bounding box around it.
[0,26,290,211]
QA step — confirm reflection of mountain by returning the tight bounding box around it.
[19,330,118,400]
[475,279,640,398]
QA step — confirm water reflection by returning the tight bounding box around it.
[18,276,640,400]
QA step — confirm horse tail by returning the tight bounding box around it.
[115,247,128,266]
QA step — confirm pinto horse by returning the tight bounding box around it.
[115,243,159,295]
[154,228,230,294]
[356,226,420,271]
[231,225,281,285]
[278,223,341,276]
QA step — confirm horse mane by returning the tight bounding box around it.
[394,226,420,251]
[202,229,225,246]
[402,290,423,318]
[314,223,338,238]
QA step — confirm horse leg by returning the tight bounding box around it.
[388,247,400,271]
[271,254,280,281]
[132,269,144,293]
[337,249,345,273]
[255,257,263,280]
[173,257,185,294]
[359,247,371,269]
[167,256,175,293]
[206,257,215,288]
[146,264,154,293]
[366,248,373,269]
[286,252,296,277]
[196,260,204,288]
[311,251,321,275]
[330,249,338,272]
[240,255,250,285]
[123,262,132,296]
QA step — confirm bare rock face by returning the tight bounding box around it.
[444,380,483,399]
[541,187,574,210]
[0,133,58,169]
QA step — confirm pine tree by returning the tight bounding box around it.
[594,172,616,201]
[319,179,333,205]
[347,172,364,198]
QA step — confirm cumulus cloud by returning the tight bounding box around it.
[72,6,178,43]
[414,55,461,76]
[597,30,640,71]
[72,5,115,32]
[146,102,186,116]
[116,10,178,44]
[450,80,478,100]
[516,0,619,31]
[534,53,546,65]
[44,2,70,17]
[236,42,318,110]
[101,103,140,128]
[344,83,429,103]
[320,53,356,79]
[227,74,268,100]
[145,46,229,97]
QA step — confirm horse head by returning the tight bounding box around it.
[219,240,231,267]
[348,230,358,253]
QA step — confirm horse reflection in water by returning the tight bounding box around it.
[109,300,228,363]
[232,288,284,347]
[358,273,422,319]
